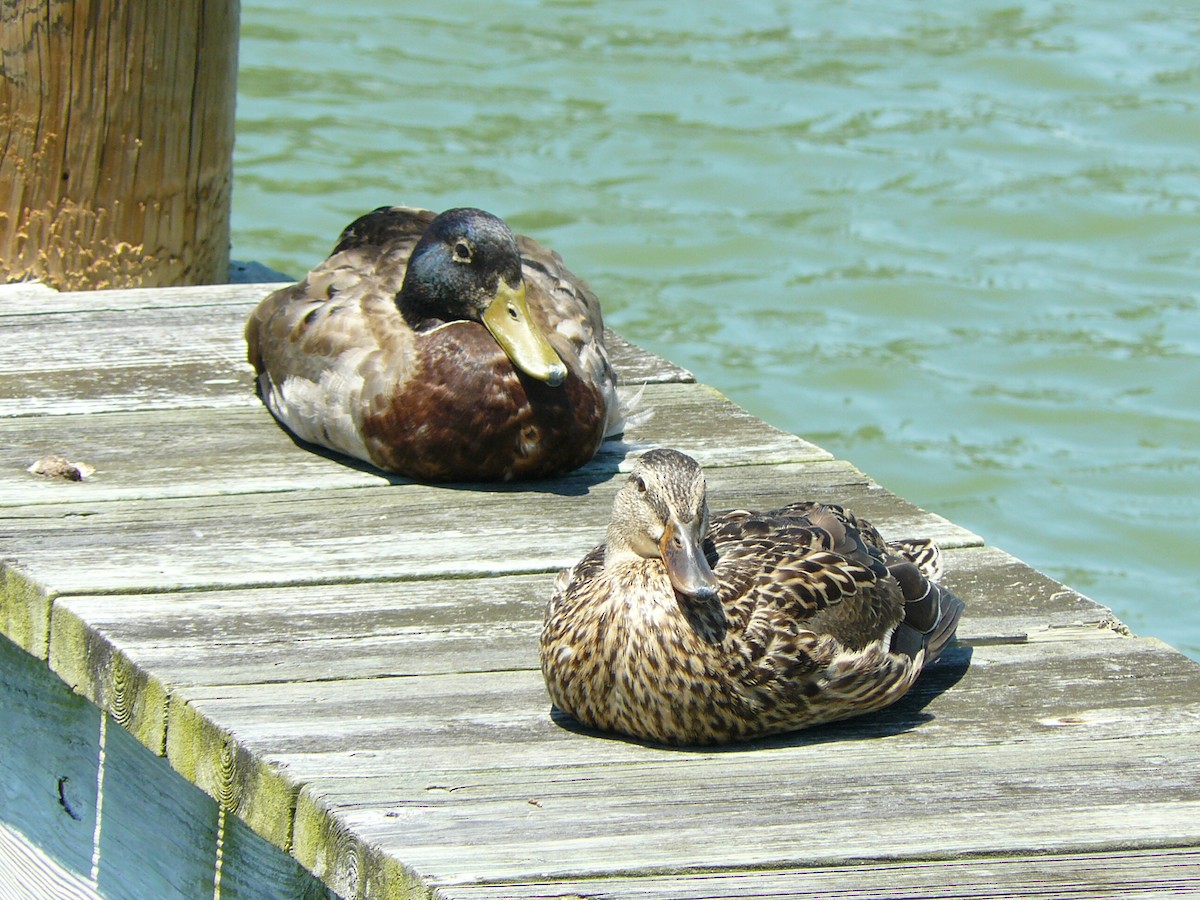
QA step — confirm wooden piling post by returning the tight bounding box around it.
[0,1,240,290]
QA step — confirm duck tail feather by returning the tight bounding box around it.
[892,580,965,665]
[607,382,653,437]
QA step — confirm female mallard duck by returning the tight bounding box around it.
[246,206,622,481]
[541,449,965,745]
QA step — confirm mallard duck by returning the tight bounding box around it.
[540,449,965,745]
[245,206,622,481]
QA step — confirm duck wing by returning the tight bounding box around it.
[887,562,964,665]
[245,211,423,463]
[706,508,898,641]
[247,205,429,375]
[707,504,963,661]
[330,205,437,256]
[516,234,622,437]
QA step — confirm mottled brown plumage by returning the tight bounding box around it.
[246,206,621,481]
[541,449,965,745]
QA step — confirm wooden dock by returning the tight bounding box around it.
[2,281,1199,899]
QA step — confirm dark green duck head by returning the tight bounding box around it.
[400,207,567,386]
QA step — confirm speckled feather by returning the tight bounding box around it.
[246,206,621,481]
[541,449,965,745]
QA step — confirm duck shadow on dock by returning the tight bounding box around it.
[282,430,626,496]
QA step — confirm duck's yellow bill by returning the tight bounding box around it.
[482,280,567,386]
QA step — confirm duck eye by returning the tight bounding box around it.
[633,475,647,494]
[452,240,472,262]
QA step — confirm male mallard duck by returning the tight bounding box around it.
[246,206,622,481]
[541,449,965,745]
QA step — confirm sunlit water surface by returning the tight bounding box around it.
[232,1,1200,660]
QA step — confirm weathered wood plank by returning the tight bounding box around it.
[264,639,1200,892]
[101,635,1188,893]
[0,283,690,418]
[93,716,222,899]
[296,749,1200,892]
[938,544,1122,642]
[0,363,259,419]
[0,298,257,416]
[605,330,695,385]
[7,283,1200,900]
[0,460,979,599]
[440,848,1200,899]
[0,633,338,899]
[173,637,1198,761]
[45,543,1058,852]
[0,383,827,507]
[0,298,260,418]
[219,810,341,900]
[49,601,172,754]
[39,542,1113,830]
[333,798,1200,894]
[0,283,283,316]
[0,821,99,900]
[38,543,1138,892]
[47,546,1112,712]
[164,698,300,852]
[0,635,100,884]
[1,562,55,657]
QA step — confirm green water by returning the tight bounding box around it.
[232,1,1200,661]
